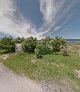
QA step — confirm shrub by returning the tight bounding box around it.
[35,49,43,59]
[41,37,53,54]
[22,36,37,53]
[35,44,45,59]
[15,37,25,43]
[42,36,52,44]
[60,45,69,56]
[0,36,15,52]
[35,43,53,59]
[53,37,66,52]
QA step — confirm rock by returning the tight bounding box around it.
[31,60,36,63]
[74,70,80,78]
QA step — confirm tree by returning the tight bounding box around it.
[41,36,53,53]
[35,44,45,59]
[15,37,25,43]
[0,36,15,52]
[53,36,66,52]
[42,36,53,45]
[22,36,37,52]
[35,42,53,59]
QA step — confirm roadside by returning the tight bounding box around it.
[0,44,80,92]
[0,63,78,92]
[0,63,42,92]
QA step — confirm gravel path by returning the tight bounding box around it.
[0,63,43,92]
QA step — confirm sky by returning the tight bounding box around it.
[0,0,80,39]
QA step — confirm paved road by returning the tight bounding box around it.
[0,63,42,92]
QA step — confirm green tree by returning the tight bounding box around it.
[35,42,53,59]
[41,36,53,53]
[42,36,53,45]
[15,37,25,43]
[35,43,47,59]
[0,36,15,52]
[22,36,37,52]
[53,36,66,52]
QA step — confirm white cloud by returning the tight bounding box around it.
[40,0,65,24]
[39,0,79,37]
[0,0,79,39]
[0,0,40,38]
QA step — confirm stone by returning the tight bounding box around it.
[15,43,23,52]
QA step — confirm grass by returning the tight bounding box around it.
[1,45,80,91]
[0,49,8,54]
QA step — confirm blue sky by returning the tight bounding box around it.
[0,0,80,39]
[16,0,44,29]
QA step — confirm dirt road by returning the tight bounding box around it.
[0,63,43,92]
[0,63,75,92]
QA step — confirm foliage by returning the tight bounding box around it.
[35,44,45,58]
[42,36,52,44]
[0,36,66,54]
[22,36,37,52]
[53,36,66,52]
[41,36,66,53]
[35,36,66,58]
[35,43,53,59]
[0,36,15,52]
[3,46,80,91]
[15,37,25,43]
[42,36,53,53]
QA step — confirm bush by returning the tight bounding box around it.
[15,37,25,43]
[0,36,15,52]
[41,36,53,54]
[35,43,53,59]
[22,36,37,53]
[60,45,69,56]
[42,36,52,44]
[53,37,66,52]
[35,44,45,59]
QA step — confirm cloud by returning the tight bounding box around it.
[40,0,65,24]
[0,0,40,38]
[0,0,79,39]
[39,0,79,37]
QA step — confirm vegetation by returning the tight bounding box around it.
[35,42,53,59]
[35,43,46,59]
[0,36,67,58]
[22,36,37,53]
[35,36,66,58]
[1,45,80,92]
[53,36,66,52]
[0,36,80,91]
[0,36,15,52]
[15,37,25,43]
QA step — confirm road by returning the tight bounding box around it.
[0,63,43,92]
[0,63,75,92]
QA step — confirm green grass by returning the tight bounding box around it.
[2,52,80,80]
[1,45,80,91]
[0,49,8,54]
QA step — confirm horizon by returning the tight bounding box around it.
[1,35,80,40]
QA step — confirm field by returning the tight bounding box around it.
[0,44,80,91]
